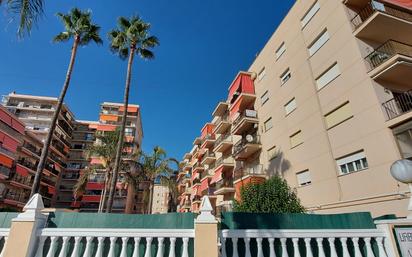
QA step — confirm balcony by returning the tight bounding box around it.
[382,90,412,120]
[201,134,216,149]
[214,157,235,171]
[214,134,233,153]
[212,102,229,117]
[192,163,204,174]
[214,178,235,195]
[234,164,265,182]
[365,40,412,89]
[213,114,231,134]
[201,151,216,165]
[231,110,259,135]
[193,137,202,146]
[0,166,11,179]
[234,135,261,160]
[351,1,412,44]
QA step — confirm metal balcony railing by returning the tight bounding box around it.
[0,166,11,177]
[382,90,412,120]
[234,135,261,156]
[351,0,412,29]
[234,164,264,181]
[232,110,258,128]
[215,157,234,167]
[365,40,412,70]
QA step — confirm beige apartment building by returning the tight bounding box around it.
[178,0,412,217]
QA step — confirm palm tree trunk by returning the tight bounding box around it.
[30,35,80,197]
[98,171,109,212]
[106,45,136,212]
[148,182,154,214]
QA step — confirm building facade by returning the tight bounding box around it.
[178,0,412,217]
[1,93,145,213]
[151,183,170,214]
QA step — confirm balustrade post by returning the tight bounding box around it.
[3,193,49,257]
[195,196,218,257]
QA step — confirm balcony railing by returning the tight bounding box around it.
[234,164,264,181]
[234,135,261,156]
[215,178,234,190]
[382,90,412,120]
[232,110,258,128]
[214,134,232,148]
[365,40,412,70]
[22,142,41,156]
[0,166,11,178]
[215,157,234,167]
[351,0,412,29]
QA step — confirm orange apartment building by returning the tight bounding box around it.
[177,0,412,217]
[1,93,145,213]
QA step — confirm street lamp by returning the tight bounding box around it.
[390,159,412,218]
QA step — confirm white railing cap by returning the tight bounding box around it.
[195,196,217,224]
[14,194,48,222]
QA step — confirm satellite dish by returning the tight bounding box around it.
[246,134,254,142]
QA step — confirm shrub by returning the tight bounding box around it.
[233,176,305,213]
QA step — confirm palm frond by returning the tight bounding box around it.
[138,48,154,59]
[53,31,71,43]
[7,0,44,37]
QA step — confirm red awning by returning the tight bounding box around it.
[191,185,199,198]
[48,186,56,195]
[230,98,242,119]
[382,0,412,10]
[191,171,199,182]
[86,182,105,190]
[11,120,25,134]
[16,165,29,177]
[119,106,139,112]
[2,135,19,153]
[0,108,12,127]
[199,178,209,193]
[210,168,223,185]
[0,153,13,168]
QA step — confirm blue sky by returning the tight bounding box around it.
[0,0,295,160]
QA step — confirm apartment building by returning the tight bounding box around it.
[178,0,412,217]
[1,93,146,213]
[151,182,170,214]
[0,106,59,210]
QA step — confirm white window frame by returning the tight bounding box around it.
[258,67,266,82]
[336,151,368,175]
[261,90,269,106]
[301,1,320,29]
[296,170,312,186]
[308,29,329,56]
[316,62,340,90]
[284,98,297,115]
[276,42,286,60]
[290,130,303,148]
[280,68,291,86]
[264,117,273,132]
[267,145,278,161]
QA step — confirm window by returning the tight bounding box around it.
[336,151,368,175]
[267,146,278,161]
[297,170,311,186]
[276,42,286,60]
[261,91,269,106]
[325,102,353,129]
[301,1,320,28]
[290,130,303,148]
[258,68,266,81]
[264,118,273,132]
[308,29,329,56]
[280,68,291,85]
[393,123,412,159]
[316,63,340,90]
[284,98,297,115]
[125,127,134,136]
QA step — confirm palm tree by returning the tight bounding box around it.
[106,16,159,212]
[30,8,102,198]
[73,130,120,212]
[2,0,44,37]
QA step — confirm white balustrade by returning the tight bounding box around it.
[0,229,9,257]
[37,228,194,257]
[220,229,390,257]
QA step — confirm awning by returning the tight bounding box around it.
[0,153,13,168]
[90,157,103,165]
[199,178,209,193]
[382,0,412,10]
[16,165,29,177]
[100,114,118,122]
[0,108,12,127]
[191,185,199,198]
[86,182,105,190]
[0,132,19,153]
[119,106,138,112]
[191,171,199,182]
[95,124,117,132]
[210,168,223,185]
[48,186,56,195]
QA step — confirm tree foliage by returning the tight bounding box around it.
[234,176,305,213]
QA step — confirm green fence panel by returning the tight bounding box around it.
[0,212,18,228]
[221,212,379,257]
[220,212,376,229]
[41,212,195,257]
